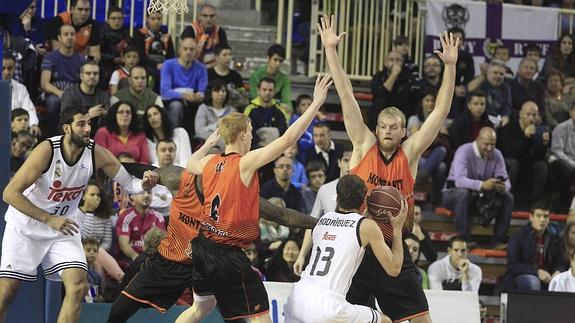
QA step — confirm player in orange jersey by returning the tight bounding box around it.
[317,15,458,323]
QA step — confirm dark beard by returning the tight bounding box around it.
[70,131,88,147]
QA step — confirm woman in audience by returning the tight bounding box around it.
[544,69,572,129]
[412,204,438,263]
[78,179,124,283]
[143,104,192,167]
[405,233,428,289]
[561,222,575,267]
[95,101,150,163]
[194,79,237,141]
[265,238,301,282]
[543,33,575,83]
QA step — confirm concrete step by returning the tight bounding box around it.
[225,25,276,43]
[208,0,252,11]
[217,8,261,27]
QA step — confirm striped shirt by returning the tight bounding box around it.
[79,210,113,251]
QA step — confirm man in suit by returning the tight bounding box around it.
[305,123,343,182]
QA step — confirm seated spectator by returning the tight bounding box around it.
[283,144,308,190]
[208,44,247,109]
[133,11,175,92]
[498,101,549,205]
[261,155,305,212]
[265,238,301,282]
[41,24,86,136]
[194,79,237,141]
[412,205,438,263]
[290,94,325,161]
[160,36,207,127]
[505,201,565,290]
[494,45,514,79]
[414,54,442,94]
[11,109,30,133]
[543,34,575,84]
[370,50,418,129]
[243,242,266,281]
[260,197,290,250]
[111,65,164,117]
[405,233,428,289]
[143,105,191,167]
[109,46,141,95]
[524,44,544,82]
[448,90,493,151]
[561,222,575,268]
[3,53,40,136]
[148,139,175,218]
[120,228,167,289]
[428,236,482,292]
[78,179,124,284]
[509,58,545,117]
[82,237,105,303]
[301,161,326,214]
[10,130,35,175]
[407,89,449,203]
[441,127,513,248]
[550,104,575,212]
[244,78,288,147]
[449,27,475,87]
[549,250,575,292]
[115,190,166,265]
[95,101,150,163]
[393,35,418,76]
[180,4,228,67]
[305,124,343,182]
[249,44,292,113]
[100,7,131,89]
[46,0,101,60]
[7,0,46,55]
[60,60,110,133]
[545,69,572,129]
[468,60,513,128]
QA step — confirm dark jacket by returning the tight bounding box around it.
[260,179,304,213]
[448,108,493,151]
[508,78,545,119]
[370,68,417,125]
[304,143,343,182]
[497,119,548,162]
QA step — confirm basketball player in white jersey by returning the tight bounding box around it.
[285,175,407,323]
[0,105,159,323]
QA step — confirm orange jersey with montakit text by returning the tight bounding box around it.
[157,171,203,264]
[351,144,415,243]
[201,153,260,249]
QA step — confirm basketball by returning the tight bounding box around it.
[366,186,403,223]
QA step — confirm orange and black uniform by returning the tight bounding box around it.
[346,144,430,322]
[46,12,101,55]
[107,172,211,322]
[191,153,270,321]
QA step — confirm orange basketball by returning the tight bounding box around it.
[366,186,403,223]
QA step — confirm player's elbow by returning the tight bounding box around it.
[388,266,401,277]
[2,185,16,205]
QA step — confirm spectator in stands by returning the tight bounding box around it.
[243,242,266,281]
[370,50,418,129]
[7,0,46,55]
[261,155,305,212]
[265,238,301,282]
[208,44,247,109]
[393,35,419,81]
[10,130,35,175]
[60,60,110,132]
[405,233,428,289]
[415,54,442,94]
[160,36,208,128]
[115,190,166,264]
[449,27,475,102]
[82,237,105,303]
[260,197,290,250]
[249,44,293,113]
[100,7,131,84]
[133,11,175,92]
[467,60,513,128]
[494,45,514,78]
[142,105,191,167]
[95,101,150,163]
[3,54,40,136]
[412,204,438,263]
[290,94,325,160]
[148,139,175,218]
[305,123,343,182]
[524,44,543,80]
[284,144,308,190]
[120,227,167,289]
[407,88,449,204]
[448,90,493,151]
[109,46,141,95]
[41,24,86,136]
[505,200,565,290]
[441,127,513,248]
[551,103,575,212]
[11,109,30,133]
[560,222,575,267]
[111,65,163,117]
[194,79,237,141]
[510,58,545,118]
[244,78,288,147]
[301,161,326,214]
[181,4,228,67]
[543,33,575,84]
[545,69,572,129]
[498,101,549,205]
[428,235,482,292]
[46,0,101,60]
[549,250,575,292]
[78,179,124,284]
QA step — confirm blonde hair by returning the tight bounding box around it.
[218,112,251,144]
[144,227,167,255]
[377,106,406,128]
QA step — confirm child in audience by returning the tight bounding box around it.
[109,45,140,95]
[11,108,30,133]
[83,237,105,303]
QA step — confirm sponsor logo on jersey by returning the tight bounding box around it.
[322,231,337,241]
[366,173,403,190]
[46,180,86,202]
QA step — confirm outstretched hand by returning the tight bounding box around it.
[390,196,408,230]
[312,74,333,105]
[434,31,459,66]
[317,14,346,48]
[204,128,221,148]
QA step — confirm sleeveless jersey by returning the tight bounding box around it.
[351,144,415,242]
[201,153,260,249]
[5,135,95,226]
[58,12,92,54]
[157,171,203,264]
[300,212,366,295]
[190,21,221,65]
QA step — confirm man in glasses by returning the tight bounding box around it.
[261,155,305,213]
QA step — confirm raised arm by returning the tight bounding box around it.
[185,130,221,175]
[259,197,318,229]
[404,31,458,159]
[95,145,158,193]
[318,15,375,153]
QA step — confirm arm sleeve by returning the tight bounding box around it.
[507,234,538,276]
[101,218,113,251]
[551,125,575,167]
[280,75,292,109]
[17,84,39,126]
[427,262,444,290]
[197,64,208,94]
[452,148,483,191]
[160,62,183,100]
[137,135,150,164]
